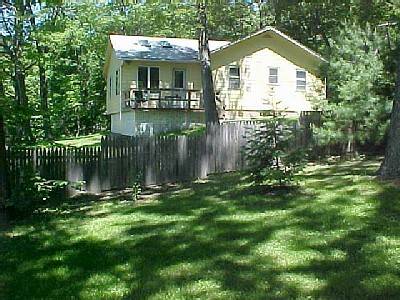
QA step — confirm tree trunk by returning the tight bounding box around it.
[39,59,50,139]
[257,0,264,29]
[12,1,33,143]
[38,62,48,112]
[379,58,400,178]
[360,0,373,25]
[344,122,356,157]
[14,65,28,107]
[0,81,7,209]
[13,66,33,143]
[198,3,219,125]
[0,111,7,227]
[28,2,50,139]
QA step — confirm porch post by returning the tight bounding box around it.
[119,62,122,120]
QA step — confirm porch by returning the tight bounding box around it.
[122,88,203,110]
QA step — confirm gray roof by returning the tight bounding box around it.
[110,35,230,62]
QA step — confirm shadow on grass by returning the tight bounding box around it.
[1,158,400,299]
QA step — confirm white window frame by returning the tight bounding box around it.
[228,66,240,90]
[173,68,186,89]
[296,69,307,91]
[108,76,112,99]
[137,66,160,90]
[268,67,279,85]
[115,70,119,96]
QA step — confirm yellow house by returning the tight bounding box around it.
[104,27,326,136]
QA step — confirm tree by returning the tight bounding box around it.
[0,0,397,145]
[0,1,33,143]
[198,2,219,125]
[316,24,390,153]
[379,58,400,178]
[206,2,255,40]
[27,1,58,139]
[0,81,6,209]
[245,110,306,187]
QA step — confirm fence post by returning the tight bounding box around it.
[5,120,319,194]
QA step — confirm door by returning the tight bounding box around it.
[137,66,160,106]
[173,69,186,108]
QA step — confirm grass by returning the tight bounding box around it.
[32,133,106,148]
[53,133,105,147]
[1,158,400,299]
[158,125,206,137]
[32,126,205,149]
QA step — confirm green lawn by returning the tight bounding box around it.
[1,159,400,299]
[35,127,205,148]
[158,125,206,137]
[54,133,105,147]
[32,133,105,148]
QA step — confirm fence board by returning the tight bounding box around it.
[5,120,315,194]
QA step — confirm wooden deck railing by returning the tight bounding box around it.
[122,88,203,110]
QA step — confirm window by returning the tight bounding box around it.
[138,67,148,90]
[149,67,159,89]
[296,69,307,91]
[174,69,185,89]
[229,66,240,90]
[138,66,159,90]
[115,70,119,95]
[268,67,279,84]
[109,76,112,99]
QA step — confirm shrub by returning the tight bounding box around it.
[131,173,142,202]
[6,167,68,215]
[245,111,307,187]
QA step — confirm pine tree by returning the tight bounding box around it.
[315,24,390,153]
[379,56,400,178]
[245,111,306,187]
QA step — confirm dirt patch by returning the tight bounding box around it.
[71,181,185,205]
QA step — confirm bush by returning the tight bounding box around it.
[131,172,142,202]
[6,168,68,215]
[245,111,307,187]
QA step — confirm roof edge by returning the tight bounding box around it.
[211,27,327,63]
[116,58,200,64]
[103,38,113,78]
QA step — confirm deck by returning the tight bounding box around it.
[122,88,203,110]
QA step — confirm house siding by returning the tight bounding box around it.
[121,61,202,93]
[111,110,204,136]
[212,46,325,114]
[105,30,326,136]
[106,50,123,115]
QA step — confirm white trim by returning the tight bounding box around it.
[108,75,112,101]
[211,26,327,63]
[228,66,240,78]
[115,69,120,96]
[119,65,122,120]
[268,67,279,85]
[228,66,240,90]
[138,66,160,89]
[124,59,200,64]
[173,68,187,89]
[105,27,325,75]
[296,69,307,92]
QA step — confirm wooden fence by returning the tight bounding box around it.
[5,120,315,194]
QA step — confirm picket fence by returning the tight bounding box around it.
[5,120,315,194]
